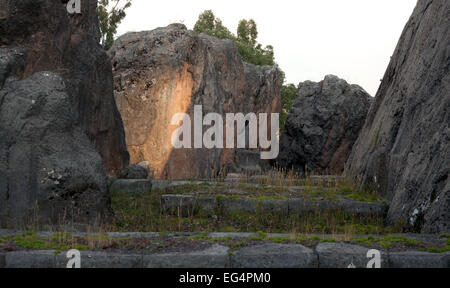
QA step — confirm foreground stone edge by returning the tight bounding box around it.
[0,242,448,268]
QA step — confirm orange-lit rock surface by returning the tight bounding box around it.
[109,24,281,179]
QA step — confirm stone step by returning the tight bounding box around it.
[151,180,206,191]
[110,179,152,195]
[1,242,447,268]
[1,230,447,268]
[152,179,329,192]
[161,194,387,218]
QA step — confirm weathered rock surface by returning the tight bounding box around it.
[0,72,110,226]
[56,251,142,269]
[109,24,281,179]
[278,75,372,175]
[316,243,388,268]
[230,243,318,268]
[345,0,450,233]
[389,251,450,268]
[110,179,152,196]
[0,0,129,175]
[144,244,230,268]
[119,163,149,180]
[160,194,387,218]
[0,0,128,226]
[4,251,56,269]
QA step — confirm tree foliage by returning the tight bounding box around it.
[193,10,234,40]
[98,0,132,50]
[193,10,275,66]
[237,19,258,46]
[280,83,298,131]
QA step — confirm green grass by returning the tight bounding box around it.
[9,231,89,251]
[228,240,251,250]
[249,231,268,241]
[427,246,450,254]
[4,230,446,254]
[438,233,450,239]
[187,232,209,241]
[163,177,385,204]
[268,236,292,243]
[108,187,392,235]
[209,236,233,243]
[426,238,450,253]
[3,173,389,237]
[348,234,447,251]
[109,174,388,234]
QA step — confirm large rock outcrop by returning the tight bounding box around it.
[0,0,127,226]
[278,75,372,175]
[0,0,129,175]
[346,0,449,233]
[0,72,110,227]
[109,24,281,180]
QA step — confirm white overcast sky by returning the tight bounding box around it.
[116,0,417,96]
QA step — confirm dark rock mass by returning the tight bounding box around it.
[0,72,110,227]
[0,0,129,176]
[109,24,281,180]
[119,163,149,180]
[278,75,372,175]
[0,0,127,226]
[346,0,449,233]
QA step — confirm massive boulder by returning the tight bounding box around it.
[109,24,281,180]
[346,0,449,233]
[0,71,110,227]
[0,0,129,175]
[0,0,127,226]
[278,75,372,175]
